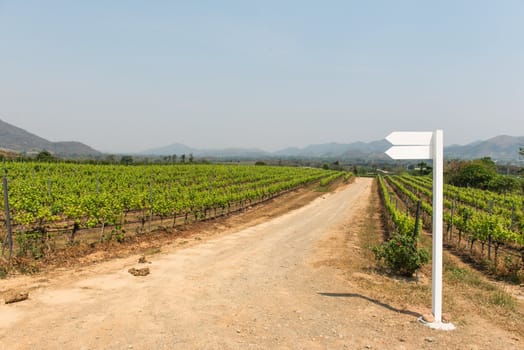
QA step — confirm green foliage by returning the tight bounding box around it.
[373,233,430,277]
[1,162,343,259]
[447,157,519,193]
[486,176,519,193]
[388,174,524,278]
[488,291,516,310]
[319,172,346,187]
[451,163,495,189]
[375,176,429,276]
[15,231,44,258]
[35,150,55,162]
[120,155,134,165]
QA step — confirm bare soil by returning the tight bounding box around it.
[0,178,522,349]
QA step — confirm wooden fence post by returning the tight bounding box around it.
[3,175,13,259]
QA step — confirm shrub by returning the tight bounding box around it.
[373,233,429,277]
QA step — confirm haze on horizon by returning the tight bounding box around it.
[0,1,522,154]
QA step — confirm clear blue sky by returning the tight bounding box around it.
[1,1,523,153]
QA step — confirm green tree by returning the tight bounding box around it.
[35,150,55,162]
[104,154,117,164]
[448,160,496,189]
[460,164,494,189]
[487,175,519,193]
[120,155,134,165]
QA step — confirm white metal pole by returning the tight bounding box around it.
[432,130,443,323]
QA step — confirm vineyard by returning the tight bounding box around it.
[379,174,524,281]
[0,162,347,261]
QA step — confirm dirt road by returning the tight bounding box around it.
[0,178,520,349]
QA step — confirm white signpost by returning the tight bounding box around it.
[385,130,455,331]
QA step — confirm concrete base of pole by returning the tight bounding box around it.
[418,317,456,331]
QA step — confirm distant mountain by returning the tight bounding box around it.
[274,142,356,157]
[274,140,391,159]
[143,140,392,160]
[0,118,101,156]
[142,143,197,156]
[142,143,269,158]
[142,136,524,162]
[445,135,524,162]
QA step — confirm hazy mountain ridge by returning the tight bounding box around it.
[1,118,522,161]
[144,136,524,162]
[445,135,524,161]
[0,119,101,156]
[142,143,269,158]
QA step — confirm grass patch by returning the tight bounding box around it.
[315,185,332,192]
[445,262,495,291]
[357,180,384,266]
[488,291,517,310]
[443,255,519,317]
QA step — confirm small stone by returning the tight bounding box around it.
[399,338,406,342]
[422,313,435,323]
[425,337,436,343]
[236,329,241,334]
[5,291,29,304]
[128,267,150,276]
[442,313,452,322]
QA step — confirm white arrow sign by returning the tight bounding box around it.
[384,130,454,331]
[385,145,431,160]
[386,131,433,146]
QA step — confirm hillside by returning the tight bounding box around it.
[445,135,524,161]
[0,119,101,156]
